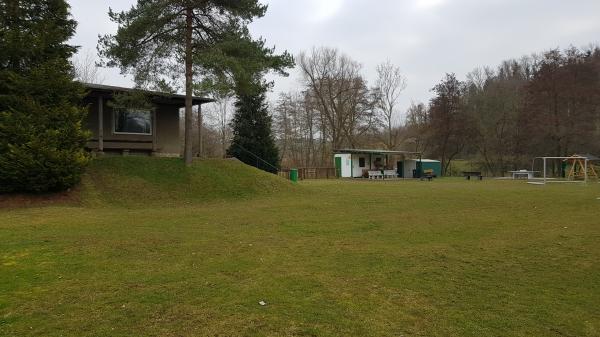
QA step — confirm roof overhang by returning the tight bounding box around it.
[333,148,421,156]
[82,82,215,106]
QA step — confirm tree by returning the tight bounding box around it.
[520,48,600,159]
[404,102,430,153]
[207,83,234,158]
[375,60,406,149]
[0,0,89,192]
[72,49,105,84]
[274,91,321,167]
[227,83,279,173]
[299,47,376,150]
[98,0,289,165]
[427,73,475,176]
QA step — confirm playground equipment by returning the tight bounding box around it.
[528,155,597,185]
[565,154,598,180]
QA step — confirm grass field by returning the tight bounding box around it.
[1,157,600,336]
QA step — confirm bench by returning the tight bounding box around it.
[463,171,483,180]
[383,170,397,179]
[368,170,383,179]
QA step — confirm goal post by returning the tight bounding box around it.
[528,156,589,185]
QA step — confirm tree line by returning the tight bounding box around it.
[410,46,600,175]
[263,45,600,175]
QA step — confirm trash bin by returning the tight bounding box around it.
[290,168,298,182]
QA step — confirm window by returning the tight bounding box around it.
[359,157,366,167]
[114,108,152,135]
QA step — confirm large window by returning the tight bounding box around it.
[114,108,152,135]
[359,157,366,167]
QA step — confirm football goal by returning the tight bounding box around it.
[528,156,598,185]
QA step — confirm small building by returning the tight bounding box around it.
[333,149,426,178]
[402,159,442,178]
[83,83,213,156]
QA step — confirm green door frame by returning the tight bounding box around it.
[335,156,342,178]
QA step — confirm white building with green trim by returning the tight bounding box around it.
[333,149,440,178]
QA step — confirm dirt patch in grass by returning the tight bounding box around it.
[0,188,81,209]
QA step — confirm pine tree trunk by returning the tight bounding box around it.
[183,6,194,165]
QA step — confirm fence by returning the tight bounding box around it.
[278,167,337,180]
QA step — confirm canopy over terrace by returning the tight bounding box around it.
[333,149,422,178]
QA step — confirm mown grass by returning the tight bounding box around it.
[1,157,599,336]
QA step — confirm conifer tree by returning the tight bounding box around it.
[0,0,89,192]
[228,83,279,174]
[98,0,292,165]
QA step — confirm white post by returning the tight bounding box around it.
[543,157,547,185]
[98,96,104,152]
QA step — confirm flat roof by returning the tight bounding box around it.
[406,159,440,163]
[333,148,421,155]
[83,82,214,105]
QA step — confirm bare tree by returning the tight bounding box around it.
[274,91,321,167]
[208,92,233,158]
[299,47,375,150]
[72,50,105,84]
[404,101,430,153]
[375,60,406,149]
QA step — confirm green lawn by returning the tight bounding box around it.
[1,158,600,336]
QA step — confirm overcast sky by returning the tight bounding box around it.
[68,0,600,115]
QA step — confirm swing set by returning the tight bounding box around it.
[565,154,599,180]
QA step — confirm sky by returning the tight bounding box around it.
[68,0,600,115]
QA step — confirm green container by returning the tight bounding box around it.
[290,168,298,182]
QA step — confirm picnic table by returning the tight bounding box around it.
[462,171,483,180]
[508,170,538,179]
[420,173,434,181]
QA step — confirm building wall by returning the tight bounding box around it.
[335,153,389,178]
[84,96,181,155]
[351,154,385,177]
[155,105,181,155]
[334,153,352,177]
[403,159,441,177]
[403,160,418,178]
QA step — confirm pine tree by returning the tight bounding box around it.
[0,0,89,193]
[228,84,279,174]
[98,0,292,165]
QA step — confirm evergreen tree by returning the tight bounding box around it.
[228,84,279,174]
[0,0,89,193]
[98,0,292,165]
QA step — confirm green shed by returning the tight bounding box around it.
[403,159,441,177]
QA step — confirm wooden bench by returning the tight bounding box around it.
[463,171,483,180]
[368,170,383,179]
